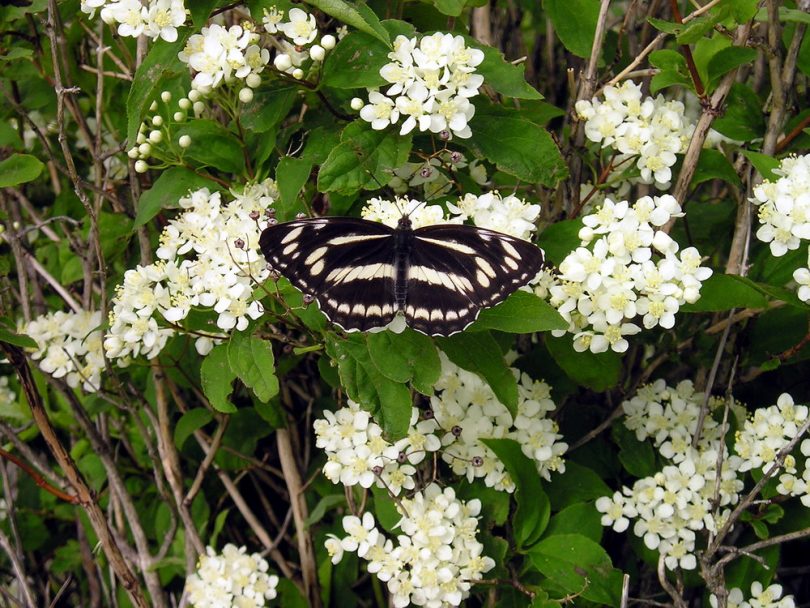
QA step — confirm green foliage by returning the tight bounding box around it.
[0,153,44,187]
[134,167,219,228]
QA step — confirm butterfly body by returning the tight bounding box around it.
[259,215,544,337]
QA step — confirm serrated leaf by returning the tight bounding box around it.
[529,534,623,606]
[545,461,612,510]
[320,31,389,89]
[0,153,44,187]
[240,86,298,133]
[437,331,518,416]
[545,503,603,543]
[483,438,550,549]
[473,291,568,333]
[227,332,280,403]
[680,274,769,312]
[317,121,412,194]
[743,150,781,181]
[366,329,440,395]
[325,335,412,438]
[545,336,621,391]
[175,120,245,174]
[200,345,238,413]
[707,46,757,88]
[174,408,214,450]
[303,0,389,44]
[463,106,567,186]
[544,0,600,58]
[133,167,218,228]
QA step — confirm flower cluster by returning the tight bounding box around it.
[597,380,744,570]
[265,7,336,80]
[355,33,484,139]
[431,354,567,492]
[734,393,810,507]
[710,582,795,608]
[185,544,279,608]
[752,154,810,257]
[178,23,269,97]
[545,195,712,353]
[327,484,494,607]
[22,310,105,393]
[128,90,197,174]
[81,0,187,43]
[314,402,441,495]
[104,182,275,364]
[361,192,540,240]
[575,80,693,188]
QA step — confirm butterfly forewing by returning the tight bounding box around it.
[405,224,545,335]
[259,218,398,331]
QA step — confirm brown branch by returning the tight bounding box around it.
[0,342,148,608]
[669,0,705,97]
[0,447,77,504]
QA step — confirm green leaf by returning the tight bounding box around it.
[240,86,298,133]
[545,336,621,391]
[200,345,238,413]
[463,106,567,186]
[305,494,346,528]
[127,36,189,146]
[0,327,38,349]
[276,157,312,210]
[227,332,280,403]
[693,148,741,187]
[680,274,769,312]
[371,485,402,532]
[174,408,214,450]
[472,291,568,333]
[649,50,692,93]
[133,167,218,228]
[613,424,657,478]
[437,331,518,417]
[189,0,219,26]
[707,46,757,88]
[320,30,389,89]
[545,503,603,543]
[317,121,412,194]
[303,0,390,45]
[742,150,781,181]
[434,0,466,16]
[712,83,764,142]
[545,461,612,510]
[0,153,44,187]
[675,14,720,45]
[175,120,245,174]
[543,0,600,58]
[325,335,412,438]
[366,329,441,395]
[529,534,623,606]
[537,219,583,266]
[483,438,550,549]
[467,39,543,100]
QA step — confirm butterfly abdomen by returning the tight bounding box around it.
[393,225,414,310]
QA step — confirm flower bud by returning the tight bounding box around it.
[173,111,185,122]
[160,90,171,102]
[178,135,191,148]
[320,34,336,50]
[138,142,151,155]
[238,87,254,103]
[127,147,139,159]
[148,130,162,144]
[292,68,304,80]
[134,160,149,173]
[309,44,325,62]
[274,53,292,71]
[149,100,158,111]
[350,97,364,111]
[246,72,261,88]
[178,97,191,110]
[188,89,201,102]
[151,115,163,127]
[193,101,205,115]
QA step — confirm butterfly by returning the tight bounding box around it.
[259,213,545,337]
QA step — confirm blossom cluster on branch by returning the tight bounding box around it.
[185,544,279,608]
[541,195,712,353]
[575,80,694,188]
[81,0,187,42]
[360,192,540,241]
[354,33,484,139]
[710,582,795,608]
[326,484,494,608]
[104,182,275,364]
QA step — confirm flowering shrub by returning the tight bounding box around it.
[2,2,810,608]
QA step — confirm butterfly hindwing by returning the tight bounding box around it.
[259,218,398,332]
[405,224,544,335]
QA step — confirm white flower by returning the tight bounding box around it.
[356,33,485,138]
[277,7,318,46]
[144,0,186,42]
[753,154,810,256]
[185,544,279,607]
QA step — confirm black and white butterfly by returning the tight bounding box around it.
[259,213,544,337]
